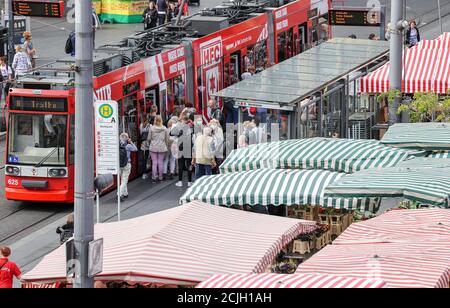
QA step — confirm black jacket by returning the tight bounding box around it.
[406,28,421,46]
[143,8,158,28]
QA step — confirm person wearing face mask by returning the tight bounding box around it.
[119,133,138,201]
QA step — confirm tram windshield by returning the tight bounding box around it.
[7,113,67,166]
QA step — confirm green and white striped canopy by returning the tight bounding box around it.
[324,166,450,208]
[180,169,380,212]
[220,138,412,174]
[381,123,450,150]
[398,157,450,168]
[428,151,450,159]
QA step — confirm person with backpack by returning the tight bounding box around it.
[0,246,21,289]
[143,1,158,30]
[119,133,138,201]
[65,31,76,56]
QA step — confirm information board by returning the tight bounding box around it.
[13,0,64,18]
[94,101,119,176]
[329,9,381,27]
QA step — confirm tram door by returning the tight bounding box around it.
[277,28,294,63]
[120,94,139,177]
[296,24,307,54]
[224,52,241,87]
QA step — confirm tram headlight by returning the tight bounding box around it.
[49,168,67,177]
[6,166,20,176]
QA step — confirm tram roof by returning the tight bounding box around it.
[215,38,390,107]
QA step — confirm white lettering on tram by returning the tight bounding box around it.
[94,84,112,101]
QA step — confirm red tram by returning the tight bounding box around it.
[4,0,331,203]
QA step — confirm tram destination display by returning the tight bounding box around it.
[9,96,68,112]
[329,9,381,27]
[13,0,64,18]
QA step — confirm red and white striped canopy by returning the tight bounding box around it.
[21,201,317,285]
[298,209,450,288]
[21,282,60,288]
[361,33,450,94]
[197,273,387,288]
[333,209,450,245]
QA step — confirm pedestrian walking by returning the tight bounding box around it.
[92,5,100,48]
[56,213,74,245]
[147,115,169,183]
[406,20,421,47]
[22,32,37,69]
[140,116,152,179]
[0,56,13,104]
[119,133,138,201]
[0,246,21,289]
[143,1,158,30]
[148,105,158,125]
[193,126,216,180]
[12,45,32,77]
[156,0,168,25]
[171,115,193,187]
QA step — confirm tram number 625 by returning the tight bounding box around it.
[8,179,19,186]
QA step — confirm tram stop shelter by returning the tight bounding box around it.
[215,38,390,140]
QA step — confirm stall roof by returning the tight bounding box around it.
[215,38,390,106]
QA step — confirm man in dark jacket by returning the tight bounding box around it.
[156,0,168,25]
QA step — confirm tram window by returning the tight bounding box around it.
[8,114,67,166]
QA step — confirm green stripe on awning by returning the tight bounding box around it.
[381,123,450,150]
[180,169,380,212]
[428,151,450,159]
[220,138,412,174]
[324,166,450,208]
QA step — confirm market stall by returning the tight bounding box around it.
[297,209,450,288]
[324,163,450,208]
[332,208,450,245]
[220,138,414,174]
[100,0,148,23]
[196,273,387,288]
[381,123,450,151]
[21,201,317,287]
[360,33,450,94]
[181,169,380,212]
[297,241,450,288]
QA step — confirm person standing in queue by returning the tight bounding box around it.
[0,246,21,289]
[147,115,169,183]
[143,1,158,30]
[156,0,168,25]
[193,126,216,180]
[172,115,193,187]
[119,133,138,202]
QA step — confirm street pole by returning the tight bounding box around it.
[74,0,94,288]
[7,0,14,66]
[438,0,443,35]
[389,0,404,126]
